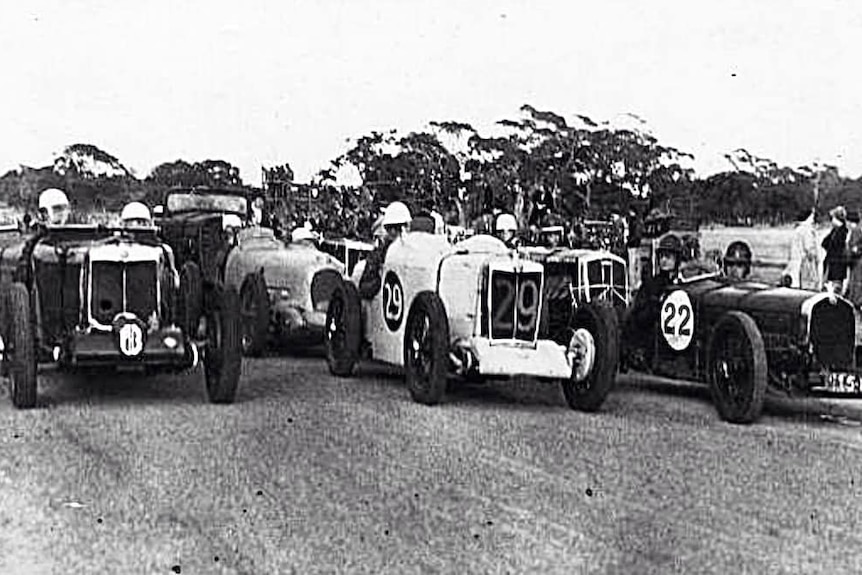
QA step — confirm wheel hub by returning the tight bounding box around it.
[568,328,596,382]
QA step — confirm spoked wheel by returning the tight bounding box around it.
[707,311,767,424]
[4,283,37,409]
[203,284,242,404]
[560,302,619,412]
[404,292,449,405]
[240,273,270,357]
[325,281,361,377]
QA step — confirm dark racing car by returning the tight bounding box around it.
[0,223,241,408]
[622,271,858,423]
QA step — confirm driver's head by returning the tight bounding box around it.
[494,213,517,244]
[120,202,152,227]
[723,240,752,280]
[656,234,683,273]
[382,202,411,241]
[38,188,70,225]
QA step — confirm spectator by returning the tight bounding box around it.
[845,210,862,306]
[783,208,820,290]
[822,206,849,295]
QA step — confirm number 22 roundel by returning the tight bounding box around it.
[660,290,694,351]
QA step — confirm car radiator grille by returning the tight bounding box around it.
[586,258,627,306]
[91,261,158,326]
[809,299,855,371]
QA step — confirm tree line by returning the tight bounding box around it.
[2,106,861,237]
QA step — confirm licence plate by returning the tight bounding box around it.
[821,372,862,394]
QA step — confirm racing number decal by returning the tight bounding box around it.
[490,271,541,340]
[118,322,144,357]
[660,290,694,351]
[382,271,404,331]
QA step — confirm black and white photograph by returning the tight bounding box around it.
[1,1,862,573]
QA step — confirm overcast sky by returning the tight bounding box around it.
[2,0,861,185]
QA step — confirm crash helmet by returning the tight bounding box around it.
[381,201,412,227]
[38,188,70,224]
[723,240,752,277]
[120,202,152,225]
[494,213,518,233]
[38,188,69,210]
[291,226,316,243]
[657,233,683,255]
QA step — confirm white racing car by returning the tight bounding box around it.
[324,232,619,410]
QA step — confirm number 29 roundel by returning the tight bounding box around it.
[382,271,405,331]
[660,290,694,351]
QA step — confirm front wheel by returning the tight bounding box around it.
[203,284,242,404]
[404,292,450,405]
[240,273,270,357]
[4,283,37,409]
[560,302,619,412]
[707,311,767,424]
[325,281,362,377]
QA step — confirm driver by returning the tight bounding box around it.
[38,188,71,225]
[494,213,519,248]
[625,234,683,365]
[722,241,752,281]
[358,201,411,299]
[120,202,153,227]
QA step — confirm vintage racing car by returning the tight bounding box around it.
[325,233,620,410]
[622,272,859,423]
[223,226,347,354]
[158,186,347,356]
[0,223,242,408]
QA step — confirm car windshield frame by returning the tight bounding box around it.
[164,191,248,217]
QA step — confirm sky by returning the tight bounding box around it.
[2,0,862,185]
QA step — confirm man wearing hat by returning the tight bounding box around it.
[822,206,849,296]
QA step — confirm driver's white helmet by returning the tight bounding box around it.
[495,213,518,232]
[222,214,243,230]
[382,202,411,226]
[120,202,152,225]
[39,188,69,210]
[291,227,316,242]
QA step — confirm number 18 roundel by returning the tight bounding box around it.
[660,290,694,351]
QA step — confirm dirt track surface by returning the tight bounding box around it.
[1,354,862,574]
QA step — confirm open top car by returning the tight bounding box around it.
[622,270,859,423]
[0,223,241,408]
[325,232,620,410]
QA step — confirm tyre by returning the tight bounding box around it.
[180,262,203,336]
[240,273,270,357]
[560,302,619,412]
[4,283,36,409]
[325,281,362,377]
[707,311,767,424]
[203,284,242,404]
[404,291,450,405]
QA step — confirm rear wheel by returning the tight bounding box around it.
[707,311,767,424]
[404,292,449,405]
[4,283,36,409]
[240,273,270,357]
[325,281,362,376]
[203,284,242,403]
[560,302,619,412]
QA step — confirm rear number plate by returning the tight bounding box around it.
[822,372,862,393]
